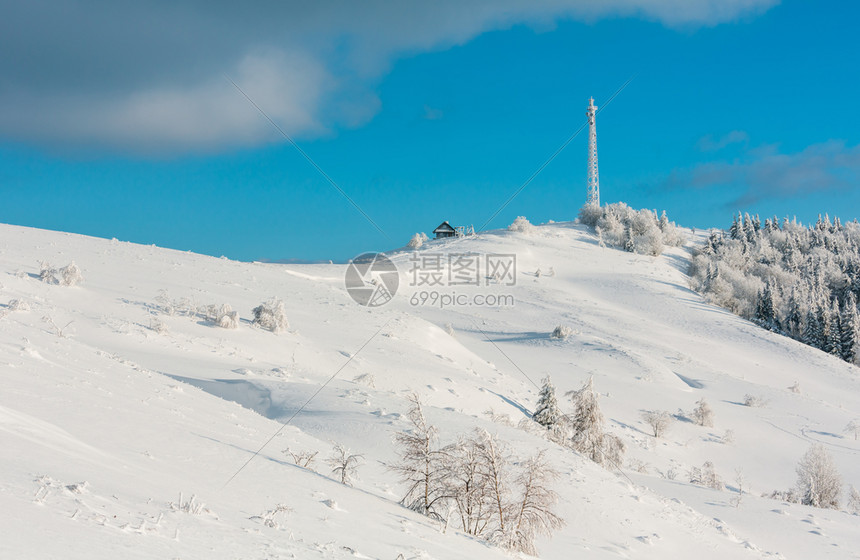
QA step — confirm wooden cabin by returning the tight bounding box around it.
[433,221,457,239]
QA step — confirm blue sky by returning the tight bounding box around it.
[2,1,859,262]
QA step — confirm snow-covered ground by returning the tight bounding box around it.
[1,220,858,559]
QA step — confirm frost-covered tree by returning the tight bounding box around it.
[795,444,841,509]
[500,450,564,555]
[327,444,363,486]
[691,398,715,427]
[569,377,605,463]
[641,410,673,438]
[252,297,288,333]
[533,376,562,429]
[391,394,450,519]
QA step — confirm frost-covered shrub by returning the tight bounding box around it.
[689,461,723,490]
[743,394,767,408]
[201,303,238,329]
[149,316,169,335]
[508,216,535,234]
[252,298,288,333]
[59,261,83,286]
[38,261,83,286]
[407,232,429,249]
[550,325,573,339]
[38,261,57,284]
[8,299,30,312]
[578,203,684,256]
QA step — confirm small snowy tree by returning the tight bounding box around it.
[252,297,288,333]
[568,377,605,464]
[795,444,841,509]
[691,398,714,427]
[391,394,450,520]
[641,410,673,438]
[501,450,565,555]
[327,444,363,486]
[533,376,562,429]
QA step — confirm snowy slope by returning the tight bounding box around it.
[1,221,858,559]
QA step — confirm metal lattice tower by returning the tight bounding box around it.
[586,97,600,206]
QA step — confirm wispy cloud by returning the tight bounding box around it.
[697,130,749,152]
[661,139,860,206]
[0,0,777,155]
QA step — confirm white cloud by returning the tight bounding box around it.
[0,0,778,154]
[662,139,860,205]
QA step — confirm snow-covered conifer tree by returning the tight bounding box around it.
[533,376,561,429]
[569,377,605,463]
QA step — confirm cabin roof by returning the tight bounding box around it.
[433,221,456,233]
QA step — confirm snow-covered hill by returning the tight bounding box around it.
[1,220,859,559]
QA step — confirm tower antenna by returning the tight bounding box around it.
[586,97,600,206]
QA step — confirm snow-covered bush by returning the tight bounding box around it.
[743,394,767,408]
[149,316,168,335]
[201,303,238,329]
[250,504,292,529]
[407,232,429,249]
[578,203,684,256]
[796,444,841,509]
[8,299,30,312]
[284,449,318,469]
[37,261,83,286]
[508,216,535,234]
[252,298,288,333]
[59,261,83,286]
[691,398,714,427]
[689,461,723,490]
[641,410,673,438]
[550,325,573,339]
[38,261,57,284]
